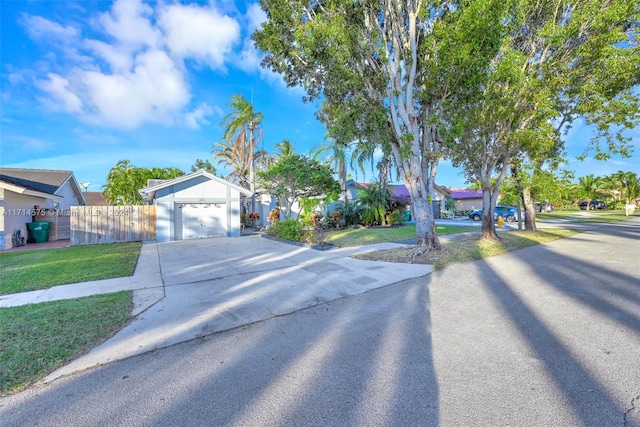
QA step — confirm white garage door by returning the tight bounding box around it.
[179,203,227,239]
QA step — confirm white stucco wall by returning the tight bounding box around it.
[154,177,246,242]
[56,182,84,209]
[0,191,49,250]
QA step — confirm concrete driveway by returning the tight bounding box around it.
[46,235,431,381]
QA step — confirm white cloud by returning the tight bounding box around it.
[158,3,240,70]
[36,73,83,112]
[246,3,267,32]
[185,103,214,129]
[234,3,267,73]
[84,39,133,72]
[236,38,262,72]
[81,50,191,128]
[98,0,161,49]
[8,73,25,85]
[6,135,54,152]
[21,14,78,40]
[20,0,264,129]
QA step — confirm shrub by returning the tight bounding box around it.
[304,228,327,246]
[334,200,360,226]
[608,200,626,210]
[455,209,473,217]
[442,209,455,219]
[267,218,303,242]
[385,209,405,226]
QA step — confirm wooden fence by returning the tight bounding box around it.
[70,205,156,246]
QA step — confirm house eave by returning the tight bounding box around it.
[138,170,253,202]
[0,181,64,201]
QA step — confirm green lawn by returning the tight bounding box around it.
[325,224,475,247]
[0,242,142,296]
[0,291,133,395]
[0,242,141,395]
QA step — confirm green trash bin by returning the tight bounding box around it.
[26,221,51,243]
[403,210,411,222]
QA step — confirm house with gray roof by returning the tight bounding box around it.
[0,168,86,250]
[139,170,252,242]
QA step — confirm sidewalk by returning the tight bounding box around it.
[3,236,433,383]
[0,242,165,316]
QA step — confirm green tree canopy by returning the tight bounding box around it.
[257,154,340,219]
[103,160,184,205]
[255,0,502,254]
[447,0,639,238]
[190,159,217,175]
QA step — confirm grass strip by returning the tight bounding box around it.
[0,242,142,295]
[536,209,638,222]
[0,291,132,395]
[353,228,579,270]
[325,224,475,247]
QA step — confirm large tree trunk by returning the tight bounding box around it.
[405,176,441,257]
[480,177,500,240]
[510,161,537,232]
[521,187,537,232]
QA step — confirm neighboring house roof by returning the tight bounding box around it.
[139,169,253,201]
[390,184,452,203]
[345,179,366,190]
[84,191,110,206]
[0,168,86,203]
[450,189,483,199]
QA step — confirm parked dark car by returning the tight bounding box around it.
[534,202,554,212]
[469,206,518,222]
[579,200,606,210]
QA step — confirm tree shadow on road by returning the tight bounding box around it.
[0,277,440,426]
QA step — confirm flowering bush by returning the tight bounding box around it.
[309,213,323,227]
[248,212,260,220]
[267,209,280,223]
[330,211,341,228]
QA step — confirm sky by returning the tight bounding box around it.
[1,0,639,193]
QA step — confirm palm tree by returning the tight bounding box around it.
[312,139,348,192]
[312,139,353,224]
[618,171,640,204]
[350,139,396,188]
[274,139,295,159]
[216,94,263,192]
[358,183,390,226]
[212,141,266,189]
[576,174,602,210]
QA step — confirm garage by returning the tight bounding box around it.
[139,170,252,242]
[177,202,227,240]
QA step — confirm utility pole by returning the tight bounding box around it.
[248,120,256,214]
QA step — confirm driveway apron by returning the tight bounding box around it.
[46,235,431,381]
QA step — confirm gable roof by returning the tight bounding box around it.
[84,191,110,206]
[0,168,71,194]
[389,184,452,203]
[138,169,253,201]
[450,189,483,199]
[0,168,85,203]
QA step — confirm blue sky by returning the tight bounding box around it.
[1,0,638,192]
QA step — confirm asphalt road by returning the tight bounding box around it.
[1,219,639,426]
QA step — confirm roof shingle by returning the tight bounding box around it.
[0,168,73,195]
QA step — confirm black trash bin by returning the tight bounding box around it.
[26,221,51,243]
